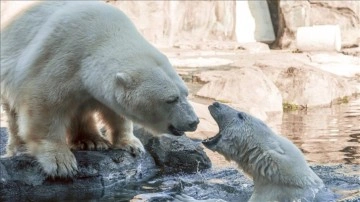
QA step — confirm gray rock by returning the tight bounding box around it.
[194,67,283,118]
[135,127,212,174]
[128,164,359,202]
[0,127,211,201]
[0,146,158,201]
[259,63,354,107]
[123,164,360,202]
[1,127,359,201]
[269,0,360,49]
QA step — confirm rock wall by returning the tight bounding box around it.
[270,0,360,49]
[1,1,359,49]
[107,0,360,49]
[107,0,236,48]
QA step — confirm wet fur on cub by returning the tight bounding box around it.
[203,102,324,202]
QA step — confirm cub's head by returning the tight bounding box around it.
[202,102,270,160]
[114,66,199,136]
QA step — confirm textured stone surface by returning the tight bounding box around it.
[107,1,236,48]
[0,147,158,201]
[0,127,211,201]
[194,67,283,119]
[253,53,358,107]
[134,127,211,174]
[272,0,360,49]
[130,165,359,202]
[2,1,358,49]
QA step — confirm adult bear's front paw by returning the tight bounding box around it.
[36,142,78,178]
[113,136,145,157]
[70,135,111,151]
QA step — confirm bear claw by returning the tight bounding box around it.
[113,136,145,157]
[37,147,78,178]
[70,137,111,151]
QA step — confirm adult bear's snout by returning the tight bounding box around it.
[188,118,200,131]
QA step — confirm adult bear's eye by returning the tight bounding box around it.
[166,96,179,104]
[238,113,245,120]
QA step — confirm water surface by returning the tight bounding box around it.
[280,97,360,165]
[205,97,360,168]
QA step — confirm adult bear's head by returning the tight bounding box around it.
[113,56,199,136]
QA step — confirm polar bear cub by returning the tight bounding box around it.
[1,1,199,177]
[202,102,324,202]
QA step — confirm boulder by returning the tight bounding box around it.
[107,1,236,47]
[258,62,355,107]
[194,67,283,119]
[2,1,358,50]
[270,0,360,49]
[0,147,157,202]
[227,51,359,107]
[134,127,211,174]
[309,0,360,48]
[0,127,211,201]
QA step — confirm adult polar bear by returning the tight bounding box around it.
[1,1,199,177]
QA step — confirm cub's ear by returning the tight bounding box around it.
[116,72,132,87]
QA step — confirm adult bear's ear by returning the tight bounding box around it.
[116,72,132,87]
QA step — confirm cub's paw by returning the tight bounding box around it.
[113,136,145,157]
[36,144,78,178]
[70,136,111,151]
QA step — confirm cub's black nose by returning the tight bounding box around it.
[213,102,220,108]
[189,118,200,130]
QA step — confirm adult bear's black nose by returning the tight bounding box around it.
[189,118,200,130]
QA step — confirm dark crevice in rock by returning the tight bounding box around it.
[266,0,287,49]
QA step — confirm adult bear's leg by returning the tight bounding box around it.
[98,104,145,156]
[68,103,110,151]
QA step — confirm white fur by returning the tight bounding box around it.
[204,103,324,202]
[1,1,198,177]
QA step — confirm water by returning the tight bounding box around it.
[1,98,359,201]
[119,97,359,202]
[205,97,360,168]
[280,97,360,165]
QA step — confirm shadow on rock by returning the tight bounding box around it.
[0,127,211,201]
[0,148,157,201]
[134,127,211,174]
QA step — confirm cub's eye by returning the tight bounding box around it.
[166,96,179,104]
[238,113,245,120]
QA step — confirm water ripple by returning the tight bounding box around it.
[280,97,360,164]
